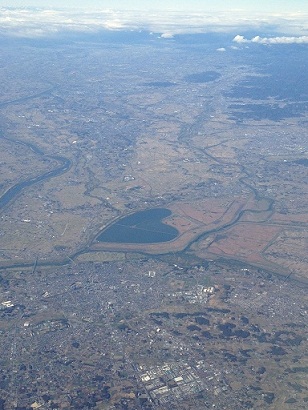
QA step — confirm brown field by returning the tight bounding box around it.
[90,196,250,254]
[264,228,308,281]
[86,191,308,283]
[193,222,284,268]
[270,212,308,225]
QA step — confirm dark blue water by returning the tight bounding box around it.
[97,208,179,243]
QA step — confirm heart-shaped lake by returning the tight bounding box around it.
[97,208,179,244]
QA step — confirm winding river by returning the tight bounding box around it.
[0,135,71,210]
[0,81,302,288]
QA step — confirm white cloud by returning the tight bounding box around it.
[233,34,308,44]
[216,47,226,51]
[160,32,174,38]
[0,7,307,38]
[233,34,248,43]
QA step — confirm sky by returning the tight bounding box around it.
[2,0,308,12]
[0,0,307,40]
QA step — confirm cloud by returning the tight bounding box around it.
[216,47,226,51]
[233,34,308,44]
[0,7,307,38]
[233,35,248,43]
[160,32,174,38]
